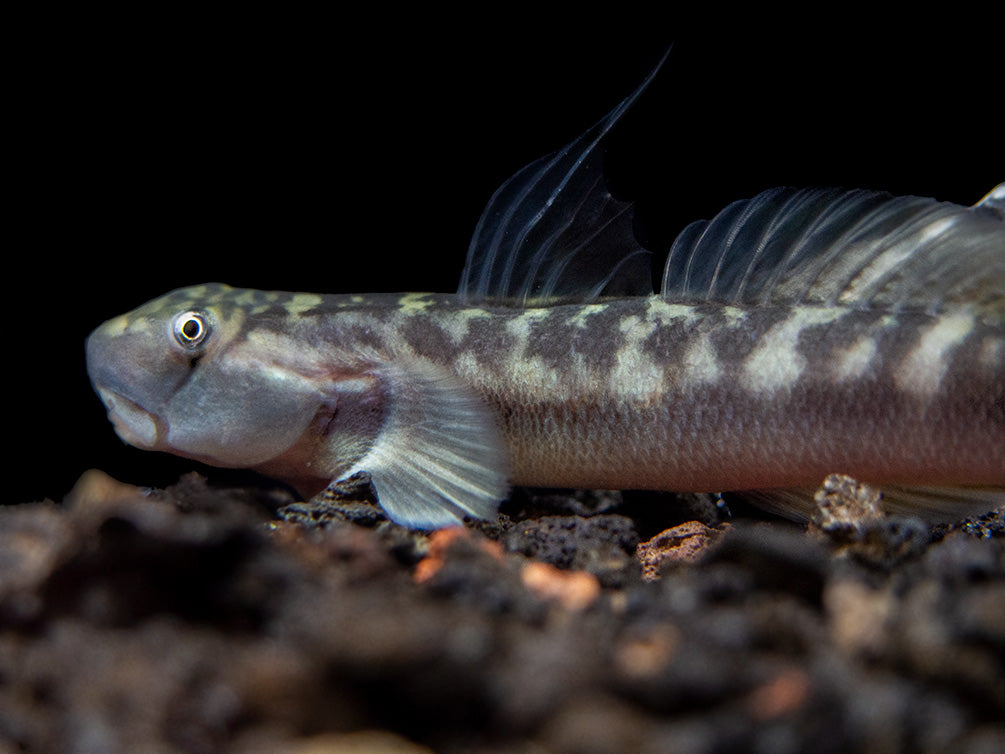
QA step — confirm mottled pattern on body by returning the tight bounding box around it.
[176,286,999,492]
[85,56,1004,528]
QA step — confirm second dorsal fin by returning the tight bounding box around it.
[662,184,1005,318]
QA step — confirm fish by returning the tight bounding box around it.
[86,59,1005,530]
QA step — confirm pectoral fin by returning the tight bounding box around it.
[346,357,510,529]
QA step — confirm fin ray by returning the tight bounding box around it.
[737,485,1004,524]
[663,185,1005,319]
[457,51,670,306]
[348,358,509,529]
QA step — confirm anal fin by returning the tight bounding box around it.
[736,478,1004,526]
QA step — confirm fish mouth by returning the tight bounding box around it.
[95,385,162,450]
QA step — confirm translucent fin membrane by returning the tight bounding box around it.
[457,52,671,306]
[663,185,1005,318]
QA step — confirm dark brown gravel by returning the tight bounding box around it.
[1,470,1002,753]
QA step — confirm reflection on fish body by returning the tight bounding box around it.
[86,62,1005,529]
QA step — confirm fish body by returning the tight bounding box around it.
[86,63,1005,528]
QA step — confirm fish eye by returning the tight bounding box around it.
[173,311,210,349]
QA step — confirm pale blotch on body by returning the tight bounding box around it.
[830,333,879,382]
[286,293,324,315]
[507,354,566,400]
[438,308,494,345]
[895,311,976,398]
[742,307,844,394]
[681,331,723,385]
[568,303,613,329]
[608,314,666,403]
[396,292,437,315]
[645,299,701,328]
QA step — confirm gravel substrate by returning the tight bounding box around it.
[2,471,1002,753]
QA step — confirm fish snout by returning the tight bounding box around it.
[85,320,167,451]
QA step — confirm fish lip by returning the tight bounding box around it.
[95,385,162,450]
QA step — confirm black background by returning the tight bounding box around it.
[12,10,1000,505]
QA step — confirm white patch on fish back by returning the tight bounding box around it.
[286,293,324,314]
[719,305,749,328]
[397,292,436,314]
[505,309,550,341]
[742,307,844,393]
[569,303,611,328]
[608,313,665,402]
[895,311,975,398]
[831,334,879,382]
[682,331,722,384]
[610,348,664,402]
[438,308,492,345]
[646,298,699,326]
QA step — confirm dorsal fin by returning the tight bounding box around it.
[457,52,670,306]
[662,184,1005,319]
[456,49,1002,316]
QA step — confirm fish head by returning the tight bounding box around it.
[86,283,334,470]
